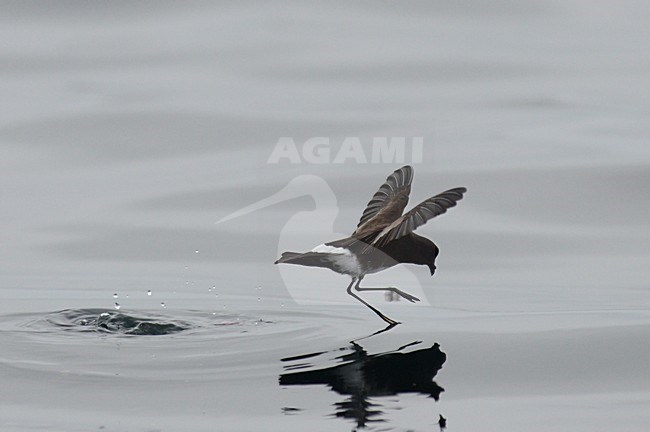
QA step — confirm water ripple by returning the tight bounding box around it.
[0,308,275,338]
[44,309,190,335]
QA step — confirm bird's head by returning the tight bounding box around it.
[428,261,437,276]
[426,240,439,276]
[390,234,440,275]
[413,236,439,276]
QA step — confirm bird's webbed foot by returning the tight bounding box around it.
[389,288,420,303]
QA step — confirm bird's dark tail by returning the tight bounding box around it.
[274,251,336,270]
[274,251,304,264]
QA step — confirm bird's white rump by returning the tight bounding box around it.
[310,244,352,255]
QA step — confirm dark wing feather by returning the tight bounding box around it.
[370,187,467,248]
[353,165,413,237]
[326,237,363,249]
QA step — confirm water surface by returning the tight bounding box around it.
[1,1,649,431]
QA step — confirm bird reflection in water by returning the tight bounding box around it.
[280,338,446,429]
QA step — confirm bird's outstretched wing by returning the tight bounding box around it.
[369,187,467,248]
[353,165,413,238]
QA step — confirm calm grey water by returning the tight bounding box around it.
[1,1,649,431]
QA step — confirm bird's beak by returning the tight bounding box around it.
[429,266,436,276]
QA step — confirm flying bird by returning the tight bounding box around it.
[275,165,466,326]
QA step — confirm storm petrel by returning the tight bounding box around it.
[275,165,466,325]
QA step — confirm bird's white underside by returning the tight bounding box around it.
[311,243,362,277]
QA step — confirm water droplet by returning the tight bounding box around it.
[257,297,261,302]
[281,303,285,308]
[184,266,189,270]
[147,290,152,296]
[160,302,166,308]
[113,293,118,298]
[125,294,129,299]
[256,285,262,291]
[212,312,216,316]
[114,302,120,310]
[195,250,199,254]
[215,293,219,298]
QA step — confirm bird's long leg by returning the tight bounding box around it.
[346,278,400,326]
[354,276,420,303]
[349,323,398,344]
